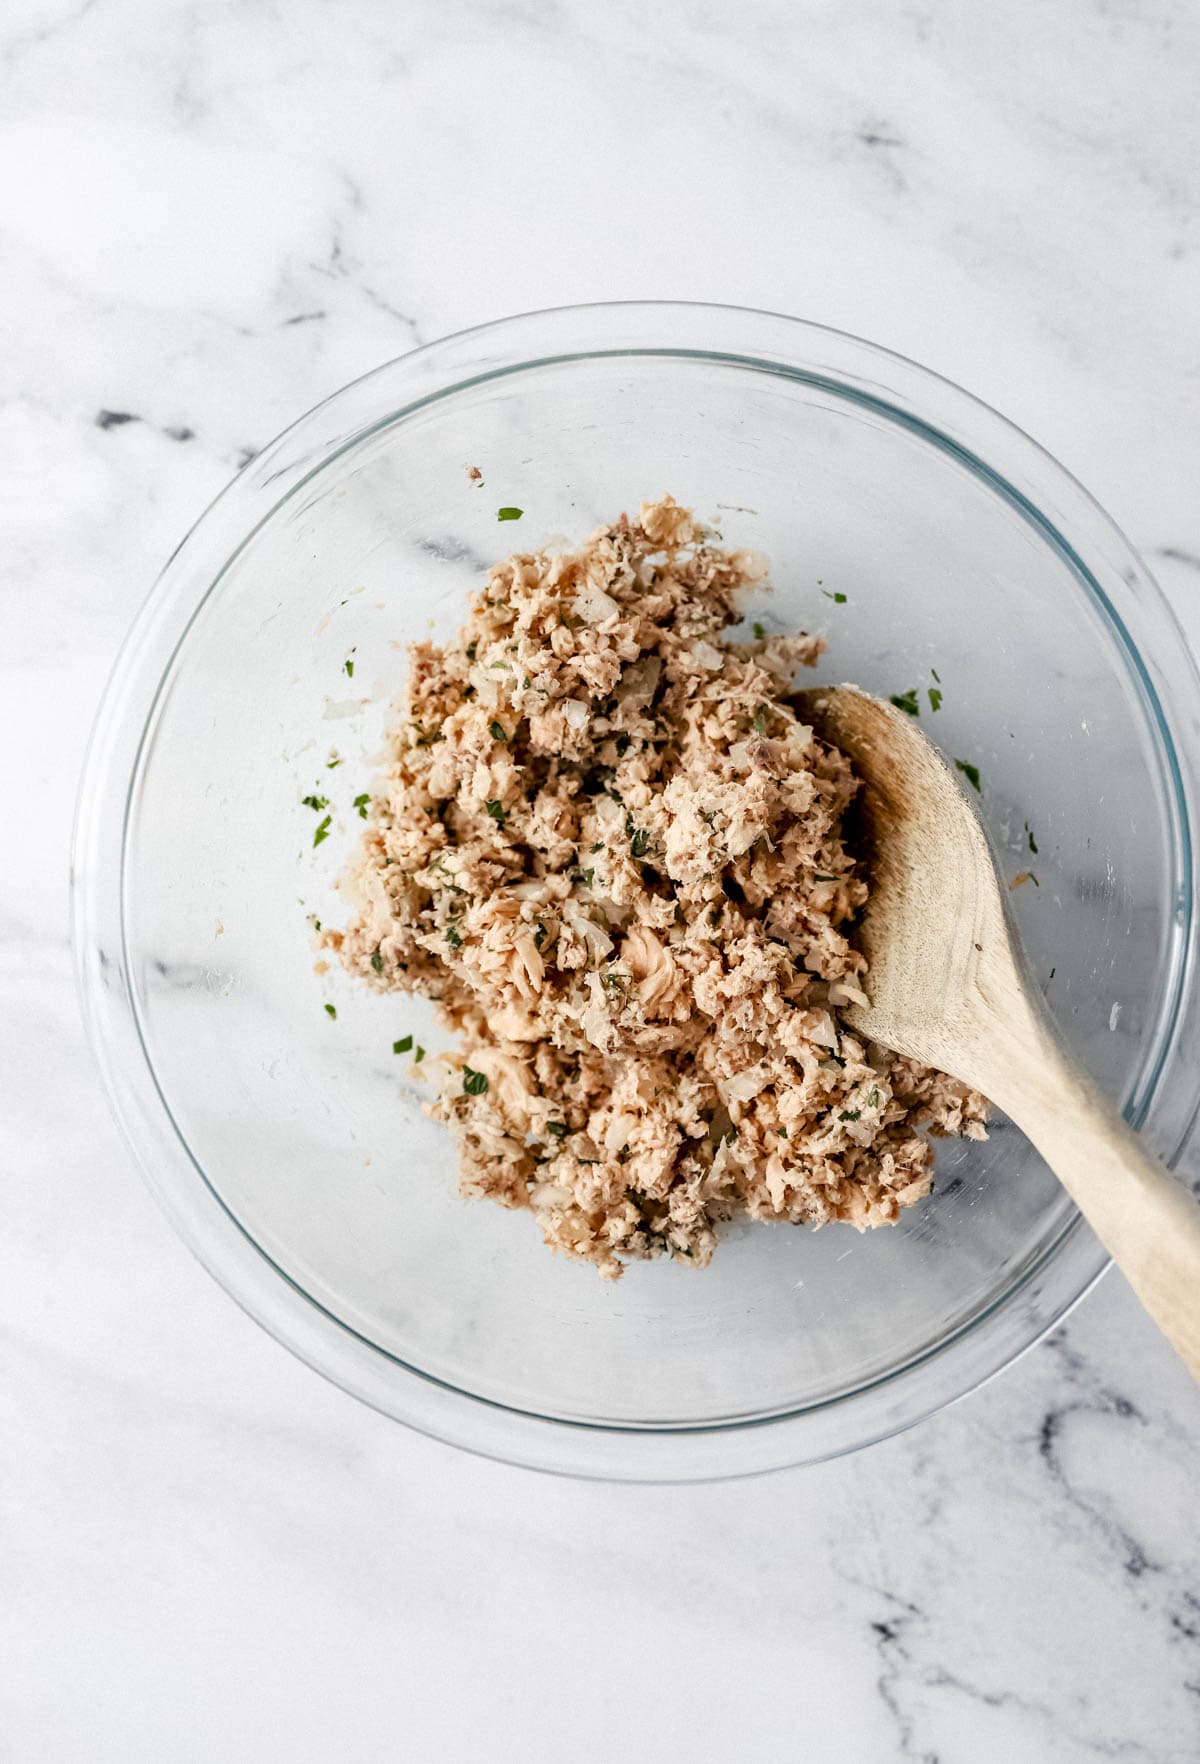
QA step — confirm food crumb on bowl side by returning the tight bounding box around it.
[322,497,987,1279]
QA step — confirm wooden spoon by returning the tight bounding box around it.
[796,684,1200,1381]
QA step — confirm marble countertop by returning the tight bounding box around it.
[5,1,1200,1757]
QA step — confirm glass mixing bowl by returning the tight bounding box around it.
[73,303,1200,1479]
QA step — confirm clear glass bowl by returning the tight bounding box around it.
[73,303,1200,1480]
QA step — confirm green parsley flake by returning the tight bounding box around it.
[752,622,766,640]
[302,794,329,811]
[497,507,523,522]
[485,799,506,825]
[393,1034,412,1054]
[462,1065,489,1095]
[890,690,920,717]
[955,759,982,792]
[931,667,941,683]
[489,722,508,742]
[327,753,343,769]
[822,590,848,604]
[344,657,355,677]
[867,1086,880,1108]
[546,1121,569,1139]
[1026,823,1039,854]
[354,793,370,819]
[445,926,462,949]
[928,687,943,712]
[313,814,332,848]
[466,643,477,662]
[629,827,649,859]
[752,706,769,735]
[415,1044,426,1062]
[839,1108,861,1122]
[324,1003,337,1020]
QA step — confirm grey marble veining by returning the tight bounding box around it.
[4,0,1200,1757]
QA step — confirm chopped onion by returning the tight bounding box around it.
[829,979,871,1010]
[564,901,613,959]
[531,1182,571,1209]
[573,586,620,624]
[723,1065,767,1106]
[603,1112,637,1153]
[468,663,505,703]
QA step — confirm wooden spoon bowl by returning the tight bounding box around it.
[797,685,1200,1381]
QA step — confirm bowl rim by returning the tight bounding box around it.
[72,299,1200,1480]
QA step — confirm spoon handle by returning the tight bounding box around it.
[992,1047,1200,1381]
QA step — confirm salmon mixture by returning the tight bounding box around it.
[325,497,987,1278]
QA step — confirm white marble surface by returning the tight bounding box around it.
[4,1,1200,1757]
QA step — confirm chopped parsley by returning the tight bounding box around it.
[822,590,848,604]
[629,826,649,859]
[497,506,523,522]
[393,1034,413,1054]
[484,799,506,825]
[324,1003,337,1020]
[312,814,332,848]
[546,1121,569,1139]
[353,793,370,819]
[955,759,982,792]
[445,926,463,949]
[1049,967,1056,981]
[867,1086,880,1108]
[371,951,384,973]
[752,621,766,640]
[928,687,943,712]
[489,722,508,742]
[344,656,355,678]
[1026,823,1039,854]
[777,1126,788,1138]
[575,868,595,888]
[414,1044,426,1062]
[890,689,920,717]
[462,1065,489,1095]
[326,753,343,769]
[931,667,941,683]
[301,794,329,811]
[466,643,477,662]
[752,706,769,735]
[838,1108,861,1122]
